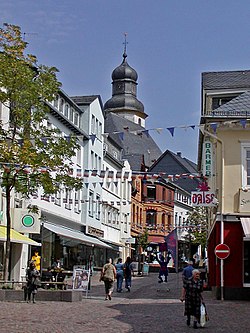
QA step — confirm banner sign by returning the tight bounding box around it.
[191,191,216,207]
[72,266,90,295]
[202,140,213,177]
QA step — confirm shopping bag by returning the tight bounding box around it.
[200,303,207,327]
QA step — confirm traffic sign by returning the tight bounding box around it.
[215,243,230,259]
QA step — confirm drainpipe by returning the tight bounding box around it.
[202,129,224,300]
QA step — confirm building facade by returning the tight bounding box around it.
[198,70,250,299]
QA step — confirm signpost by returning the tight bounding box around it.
[215,243,230,260]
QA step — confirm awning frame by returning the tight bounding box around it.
[43,222,112,249]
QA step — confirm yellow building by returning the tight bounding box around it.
[198,70,250,300]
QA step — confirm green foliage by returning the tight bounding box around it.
[185,207,208,250]
[138,228,149,250]
[0,23,83,197]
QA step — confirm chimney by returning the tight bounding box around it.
[177,152,182,157]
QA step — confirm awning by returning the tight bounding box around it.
[240,218,250,238]
[43,223,112,248]
[0,226,41,246]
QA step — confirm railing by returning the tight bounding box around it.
[204,110,250,117]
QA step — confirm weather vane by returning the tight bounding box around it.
[123,32,128,55]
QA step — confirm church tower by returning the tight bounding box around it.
[104,37,147,127]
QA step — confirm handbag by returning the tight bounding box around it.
[34,277,42,287]
[200,302,209,327]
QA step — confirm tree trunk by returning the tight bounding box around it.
[3,187,11,281]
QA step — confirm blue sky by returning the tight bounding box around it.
[1,1,250,162]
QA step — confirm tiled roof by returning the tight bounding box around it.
[104,112,162,170]
[202,70,250,90]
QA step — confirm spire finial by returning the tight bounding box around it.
[123,32,128,60]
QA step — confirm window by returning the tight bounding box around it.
[74,112,79,126]
[74,190,81,213]
[146,209,157,228]
[88,191,94,217]
[59,98,64,112]
[96,195,101,220]
[69,108,74,122]
[212,95,238,110]
[91,115,95,134]
[147,185,156,200]
[241,143,250,187]
[55,191,61,206]
[65,189,72,210]
[64,104,69,118]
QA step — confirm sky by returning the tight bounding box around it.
[1,0,250,163]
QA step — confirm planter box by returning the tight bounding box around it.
[0,289,84,302]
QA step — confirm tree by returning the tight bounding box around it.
[185,207,208,255]
[137,228,149,274]
[0,24,83,280]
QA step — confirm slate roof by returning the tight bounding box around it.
[71,95,103,109]
[148,150,199,193]
[211,90,250,114]
[202,70,250,90]
[104,112,162,170]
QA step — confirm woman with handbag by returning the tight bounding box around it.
[100,258,116,300]
[26,260,41,303]
[180,269,203,329]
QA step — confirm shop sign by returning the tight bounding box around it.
[191,191,216,207]
[11,208,41,233]
[87,226,104,238]
[203,140,213,177]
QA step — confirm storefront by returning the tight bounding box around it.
[31,222,113,273]
[0,225,41,280]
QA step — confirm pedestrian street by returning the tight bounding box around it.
[0,272,249,333]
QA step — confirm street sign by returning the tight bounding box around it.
[215,243,230,260]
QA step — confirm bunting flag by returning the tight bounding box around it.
[89,134,96,144]
[7,118,250,148]
[167,127,175,137]
[210,123,218,133]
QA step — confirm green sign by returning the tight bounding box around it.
[22,215,35,227]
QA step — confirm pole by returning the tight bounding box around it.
[220,213,224,301]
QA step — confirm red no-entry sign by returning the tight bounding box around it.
[215,243,230,260]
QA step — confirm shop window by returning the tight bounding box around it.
[244,240,250,285]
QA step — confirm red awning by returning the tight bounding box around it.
[148,235,165,244]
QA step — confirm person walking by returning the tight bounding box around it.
[100,258,116,300]
[124,256,133,292]
[115,258,124,292]
[25,260,41,303]
[180,269,204,329]
[156,253,171,283]
[182,260,194,281]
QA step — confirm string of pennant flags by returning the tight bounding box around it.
[0,118,248,146]
[0,162,204,181]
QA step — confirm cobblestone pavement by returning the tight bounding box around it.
[1,272,250,333]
